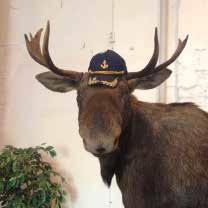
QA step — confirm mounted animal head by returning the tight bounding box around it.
[25,21,188,156]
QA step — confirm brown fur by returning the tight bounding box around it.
[99,96,208,208]
[35,71,208,208]
[26,23,195,207]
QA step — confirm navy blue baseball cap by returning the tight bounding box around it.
[88,50,127,87]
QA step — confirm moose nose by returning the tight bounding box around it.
[96,146,106,154]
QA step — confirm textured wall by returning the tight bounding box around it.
[0,2,10,145]
[166,0,208,111]
[176,0,208,110]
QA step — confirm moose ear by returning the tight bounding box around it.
[128,69,172,91]
[36,72,79,93]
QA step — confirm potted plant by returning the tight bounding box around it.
[0,144,70,208]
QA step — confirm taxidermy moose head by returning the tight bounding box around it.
[26,22,208,208]
[25,21,188,156]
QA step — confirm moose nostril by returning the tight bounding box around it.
[96,147,106,154]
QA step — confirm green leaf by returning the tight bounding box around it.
[55,203,61,208]
[12,161,18,172]
[49,150,57,158]
[0,180,4,193]
[46,146,54,151]
[6,177,16,190]
[0,144,66,208]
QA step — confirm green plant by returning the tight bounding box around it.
[0,144,67,208]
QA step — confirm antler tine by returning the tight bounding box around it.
[25,28,47,67]
[126,28,159,80]
[126,32,188,81]
[24,21,83,81]
[41,21,77,78]
[143,27,159,72]
[155,35,189,71]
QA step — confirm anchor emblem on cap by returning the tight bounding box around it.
[100,60,109,69]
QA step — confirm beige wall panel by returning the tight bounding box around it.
[177,0,208,110]
[0,1,10,145]
[166,0,208,111]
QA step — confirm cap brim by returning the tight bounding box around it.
[88,74,118,87]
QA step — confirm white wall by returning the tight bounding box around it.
[177,0,208,111]
[0,0,208,207]
[165,0,208,111]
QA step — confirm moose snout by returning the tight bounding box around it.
[84,141,116,156]
[79,122,121,156]
[96,146,106,154]
[80,134,119,156]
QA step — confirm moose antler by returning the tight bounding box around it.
[126,28,188,80]
[24,21,83,81]
[155,37,188,71]
[140,28,159,73]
